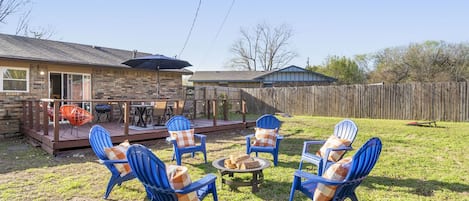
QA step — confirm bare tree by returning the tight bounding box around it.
[0,0,28,23]
[15,9,55,39]
[229,23,297,71]
[369,41,469,83]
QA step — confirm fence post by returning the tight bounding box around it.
[223,99,228,121]
[242,99,246,125]
[206,99,211,120]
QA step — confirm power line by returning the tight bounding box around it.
[213,0,235,45]
[201,0,235,65]
[179,0,202,58]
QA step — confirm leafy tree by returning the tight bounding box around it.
[229,22,297,71]
[307,55,367,84]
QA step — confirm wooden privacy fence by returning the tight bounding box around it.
[241,82,469,122]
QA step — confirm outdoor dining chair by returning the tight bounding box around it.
[152,101,167,126]
[89,125,135,199]
[166,115,207,165]
[298,119,358,175]
[289,137,382,201]
[60,105,93,136]
[126,144,218,201]
[245,114,284,166]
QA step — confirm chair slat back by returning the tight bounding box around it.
[335,137,382,198]
[256,114,281,129]
[334,119,358,143]
[127,144,177,201]
[166,115,191,131]
[89,125,118,174]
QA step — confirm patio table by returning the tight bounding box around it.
[130,105,153,127]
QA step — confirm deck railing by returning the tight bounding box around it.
[21,98,247,142]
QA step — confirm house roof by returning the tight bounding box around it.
[189,71,270,82]
[189,65,336,83]
[0,33,192,75]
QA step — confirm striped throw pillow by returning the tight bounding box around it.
[170,129,196,148]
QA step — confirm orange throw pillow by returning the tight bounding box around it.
[314,157,352,201]
[253,127,278,147]
[316,135,351,162]
[169,129,196,148]
[104,140,131,176]
[167,165,198,201]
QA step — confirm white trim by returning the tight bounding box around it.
[0,66,29,92]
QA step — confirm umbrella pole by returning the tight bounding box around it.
[157,65,160,99]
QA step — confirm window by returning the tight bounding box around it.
[1,67,29,92]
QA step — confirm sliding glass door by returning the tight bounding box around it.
[49,72,91,111]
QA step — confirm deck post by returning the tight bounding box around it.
[29,100,33,130]
[22,101,27,129]
[193,99,197,119]
[34,101,40,131]
[53,101,60,142]
[124,101,129,136]
[212,99,217,126]
[43,101,49,135]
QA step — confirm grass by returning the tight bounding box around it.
[1,116,469,200]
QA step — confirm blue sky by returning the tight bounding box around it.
[0,0,468,71]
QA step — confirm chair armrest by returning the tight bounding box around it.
[98,159,129,165]
[166,136,176,144]
[301,140,326,155]
[293,170,343,186]
[322,146,353,161]
[175,173,217,194]
[194,134,206,145]
[245,134,255,140]
[277,135,284,140]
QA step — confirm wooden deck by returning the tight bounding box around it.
[24,119,255,155]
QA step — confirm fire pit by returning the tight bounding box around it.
[212,157,270,192]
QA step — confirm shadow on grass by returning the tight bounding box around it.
[363,176,469,196]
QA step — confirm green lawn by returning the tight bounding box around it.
[1,116,468,200]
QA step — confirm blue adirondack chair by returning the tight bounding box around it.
[289,137,382,201]
[166,115,207,165]
[299,119,358,175]
[126,144,218,201]
[88,125,135,199]
[246,114,284,166]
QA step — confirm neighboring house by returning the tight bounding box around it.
[189,65,336,88]
[0,33,190,136]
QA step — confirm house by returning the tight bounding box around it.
[189,65,336,88]
[0,33,190,137]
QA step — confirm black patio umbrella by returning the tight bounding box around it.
[122,54,192,98]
